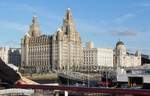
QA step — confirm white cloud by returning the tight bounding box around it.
[0,21,28,32]
[0,1,37,13]
[115,13,136,24]
[76,18,110,34]
[111,29,138,37]
[137,3,150,7]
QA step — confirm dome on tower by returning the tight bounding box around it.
[116,40,124,46]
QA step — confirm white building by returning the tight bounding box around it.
[83,42,113,67]
[114,40,141,68]
[0,46,9,63]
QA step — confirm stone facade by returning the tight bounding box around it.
[52,8,83,70]
[21,16,52,73]
[21,9,83,73]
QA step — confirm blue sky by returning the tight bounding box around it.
[0,0,150,54]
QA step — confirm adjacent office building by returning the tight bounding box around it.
[83,41,113,67]
[8,48,21,66]
[114,40,141,68]
[0,46,9,63]
[0,47,21,66]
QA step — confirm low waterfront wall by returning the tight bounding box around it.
[22,72,58,84]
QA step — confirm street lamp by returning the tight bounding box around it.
[88,64,90,87]
[105,56,109,88]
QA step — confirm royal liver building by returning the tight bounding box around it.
[21,8,83,73]
[52,8,83,70]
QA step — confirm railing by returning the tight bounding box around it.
[57,70,93,81]
[15,84,150,96]
[0,88,34,95]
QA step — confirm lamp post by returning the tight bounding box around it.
[88,64,90,87]
[67,63,69,86]
[105,56,109,88]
